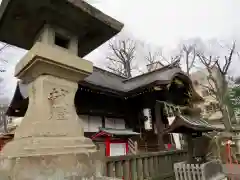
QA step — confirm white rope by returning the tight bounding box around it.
[178,106,181,114]
[164,102,169,117]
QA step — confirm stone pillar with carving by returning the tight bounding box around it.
[0,25,107,180]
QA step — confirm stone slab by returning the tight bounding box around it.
[15,42,93,82]
[0,174,121,180]
[0,0,123,56]
[0,152,105,180]
[222,164,240,175]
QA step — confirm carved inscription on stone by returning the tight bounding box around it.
[48,88,70,120]
[53,106,69,120]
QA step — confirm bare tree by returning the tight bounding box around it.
[107,38,136,78]
[139,43,164,72]
[0,43,9,72]
[0,43,11,96]
[144,49,163,67]
[0,43,11,133]
[107,36,183,77]
[196,41,237,131]
[182,44,196,76]
[177,39,202,76]
[142,45,181,72]
[137,39,197,75]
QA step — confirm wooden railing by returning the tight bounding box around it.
[105,150,187,180]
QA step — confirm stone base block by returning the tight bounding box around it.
[0,152,105,180]
[2,136,96,158]
[96,178,122,180]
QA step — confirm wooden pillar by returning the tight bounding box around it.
[154,102,165,150]
[105,136,111,157]
[186,134,194,163]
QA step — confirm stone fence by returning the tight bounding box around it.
[105,150,187,180]
[222,164,240,179]
[174,160,226,180]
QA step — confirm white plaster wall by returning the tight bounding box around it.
[78,115,126,132]
[105,117,125,129]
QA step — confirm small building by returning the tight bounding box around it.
[6,62,203,154]
[91,128,139,156]
[163,114,223,163]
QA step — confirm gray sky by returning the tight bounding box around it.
[1,0,240,100]
[86,0,240,68]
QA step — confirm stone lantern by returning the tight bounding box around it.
[0,0,123,179]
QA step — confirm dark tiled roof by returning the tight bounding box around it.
[84,67,127,92]
[17,65,187,98]
[7,65,202,117]
[123,68,183,91]
[85,66,185,92]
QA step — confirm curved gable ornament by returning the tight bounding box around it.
[169,72,203,103]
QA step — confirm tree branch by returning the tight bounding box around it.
[107,38,137,78]
[0,43,10,72]
[195,40,237,131]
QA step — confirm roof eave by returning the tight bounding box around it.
[163,115,222,134]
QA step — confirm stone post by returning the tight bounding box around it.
[0,25,111,180]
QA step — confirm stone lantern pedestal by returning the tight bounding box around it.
[0,1,123,179]
[0,41,106,179]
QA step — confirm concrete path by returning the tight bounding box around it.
[222,164,240,178]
